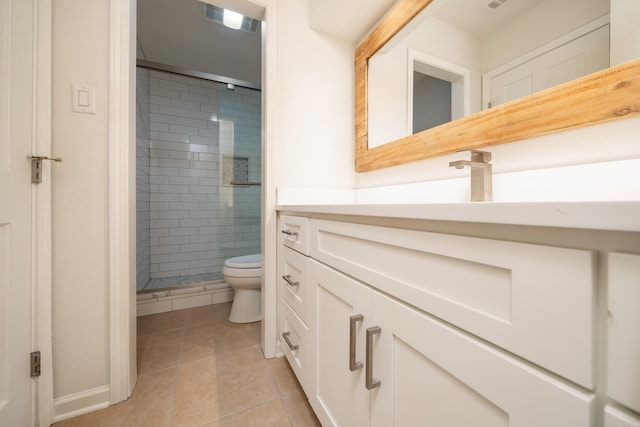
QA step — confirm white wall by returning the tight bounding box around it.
[272,0,355,189]
[52,0,110,403]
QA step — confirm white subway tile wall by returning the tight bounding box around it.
[137,68,261,288]
[136,68,151,290]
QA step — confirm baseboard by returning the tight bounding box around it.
[136,282,234,316]
[53,385,111,423]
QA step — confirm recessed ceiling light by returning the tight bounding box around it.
[223,9,243,30]
[203,4,261,33]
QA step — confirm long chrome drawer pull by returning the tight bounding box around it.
[282,275,300,287]
[281,229,298,237]
[366,326,381,390]
[349,314,364,371]
[282,331,299,351]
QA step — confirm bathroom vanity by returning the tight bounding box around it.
[276,203,640,426]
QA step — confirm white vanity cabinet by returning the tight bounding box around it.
[275,210,640,426]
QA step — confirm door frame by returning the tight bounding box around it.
[108,0,137,403]
[33,0,54,424]
[107,0,279,402]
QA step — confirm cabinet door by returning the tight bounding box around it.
[309,260,371,427]
[607,253,640,413]
[370,291,594,427]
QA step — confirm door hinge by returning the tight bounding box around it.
[30,351,41,377]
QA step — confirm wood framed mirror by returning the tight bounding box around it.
[355,0,640,172]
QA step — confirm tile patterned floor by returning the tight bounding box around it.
[53,303,320,427]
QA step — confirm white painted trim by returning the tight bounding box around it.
[259,0,278,359]
[109,0,136,404]
[406,48,470,135]
[114,2,279,384]
[52,385,111,423]
[32,0,54,425]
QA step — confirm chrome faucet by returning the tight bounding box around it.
[449,150,492,202]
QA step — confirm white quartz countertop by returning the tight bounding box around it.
[276,201,640,232]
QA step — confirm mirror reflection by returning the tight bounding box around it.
[368,0,610,149]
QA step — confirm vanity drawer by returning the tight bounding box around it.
[278,245,310,323]
[279,215,309,255]
[279,298,309,394]
[310,218,596,389]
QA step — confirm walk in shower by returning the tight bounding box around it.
[136,64,261,292]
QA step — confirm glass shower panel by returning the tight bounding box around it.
[137,67,261,291]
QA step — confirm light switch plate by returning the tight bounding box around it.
[72,84,96,114]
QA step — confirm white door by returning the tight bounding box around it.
[484,22,609,109]
[308,260,371,427]
[370,291,595,427]
[0,0,35,425]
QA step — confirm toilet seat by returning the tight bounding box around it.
[223,254,263,278]
[224,254,262,269]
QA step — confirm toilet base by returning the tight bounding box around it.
[229,288,261,323]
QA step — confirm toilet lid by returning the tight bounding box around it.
[224,253,262,269]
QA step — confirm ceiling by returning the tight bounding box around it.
[137,0,264,86]
[137,0,401,87]
[308,0,398,43]
[136,0,544,87]
[429,0,544,37]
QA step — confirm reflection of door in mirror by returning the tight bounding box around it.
[483,16,609,109]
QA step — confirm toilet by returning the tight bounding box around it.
[223,253,262,323]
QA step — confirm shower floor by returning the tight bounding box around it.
[140,272,224,291]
